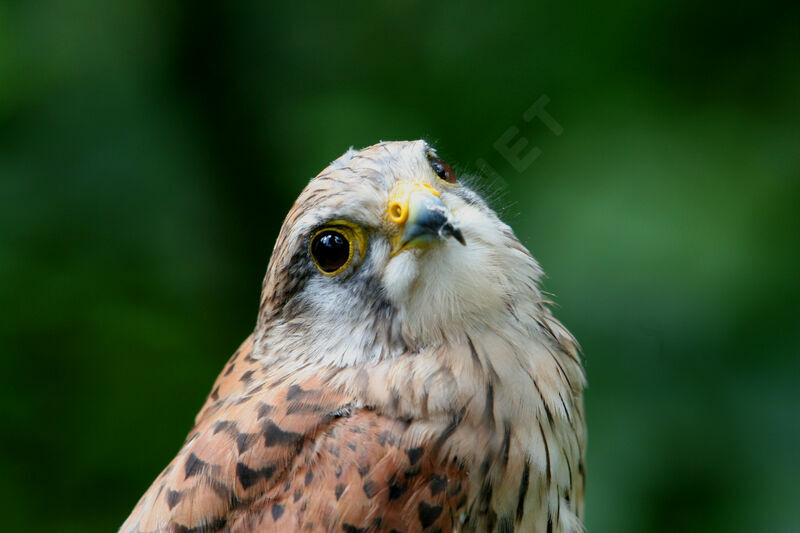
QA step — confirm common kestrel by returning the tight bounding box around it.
[121,140,586,533]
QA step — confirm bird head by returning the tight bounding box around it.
[256,140,544,365]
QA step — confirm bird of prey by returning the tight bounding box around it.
[121,140,586,533]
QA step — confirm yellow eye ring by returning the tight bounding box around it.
[309,220,367,277]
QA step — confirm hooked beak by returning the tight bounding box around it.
[387,182,466,253]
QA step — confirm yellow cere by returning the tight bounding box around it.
[387,182,440,225]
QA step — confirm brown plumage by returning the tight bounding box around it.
[122,140,586,533]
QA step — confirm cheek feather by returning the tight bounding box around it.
[382,250,419,305]
[380,202,515,341]
[416,234,506,323]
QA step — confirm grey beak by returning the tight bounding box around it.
[400,190,466,248]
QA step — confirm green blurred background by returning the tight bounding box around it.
[1,1,798,531]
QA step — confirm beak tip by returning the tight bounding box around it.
[452,227,466,246]
[440,222,466,246]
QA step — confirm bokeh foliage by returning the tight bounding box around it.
[1,1,798,531]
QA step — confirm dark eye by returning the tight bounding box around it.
[310,229,352,275]
[427,154,457,184]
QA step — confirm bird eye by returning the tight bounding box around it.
[310,229,353,275]
[427,153,457,184]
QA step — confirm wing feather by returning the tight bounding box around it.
[121,337,467,533]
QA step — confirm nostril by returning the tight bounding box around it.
[388,201,407,224]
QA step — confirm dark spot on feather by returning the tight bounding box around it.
[362,479,379,498]
[236,462,258,490]
[256,402,274,419]
[233,395,253,405]
[294,490,302,502]
[390,388,401,411]
[305,470,314,486]
[429,474,446,496]
[404,466,421,479]
[335,483,345,500]
[501,423,511,467]
[559,393,572,425]
[418,501,443,528]
[286,384,308,401]
[236,433,255,453]
[486,510,498,532]
[484,383,496,428]
[342,524,367,533]
[173,517,226,532]
[466,335,483,370]
[212,420,235,435]
[543,401,555,428]
[406,447,424,465]
[262,420,303,447]
[479,478,493,512]
[166,489,183,510]
[539,421,551,483]
[388,476,407,500]
[516,460,531,521]
[236,461,276,490]
[434,407,465,450]
[357,463,370,478]
[206,477,231,501]
[479,458,491,477]
[210,385,220,401]
[271,503,284,521]
[210,518,228,531]
[239,370,255,383]
[184,453,206,479]
[564,450,574,491]
[498,515,514,533]
[547,515,553,533]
